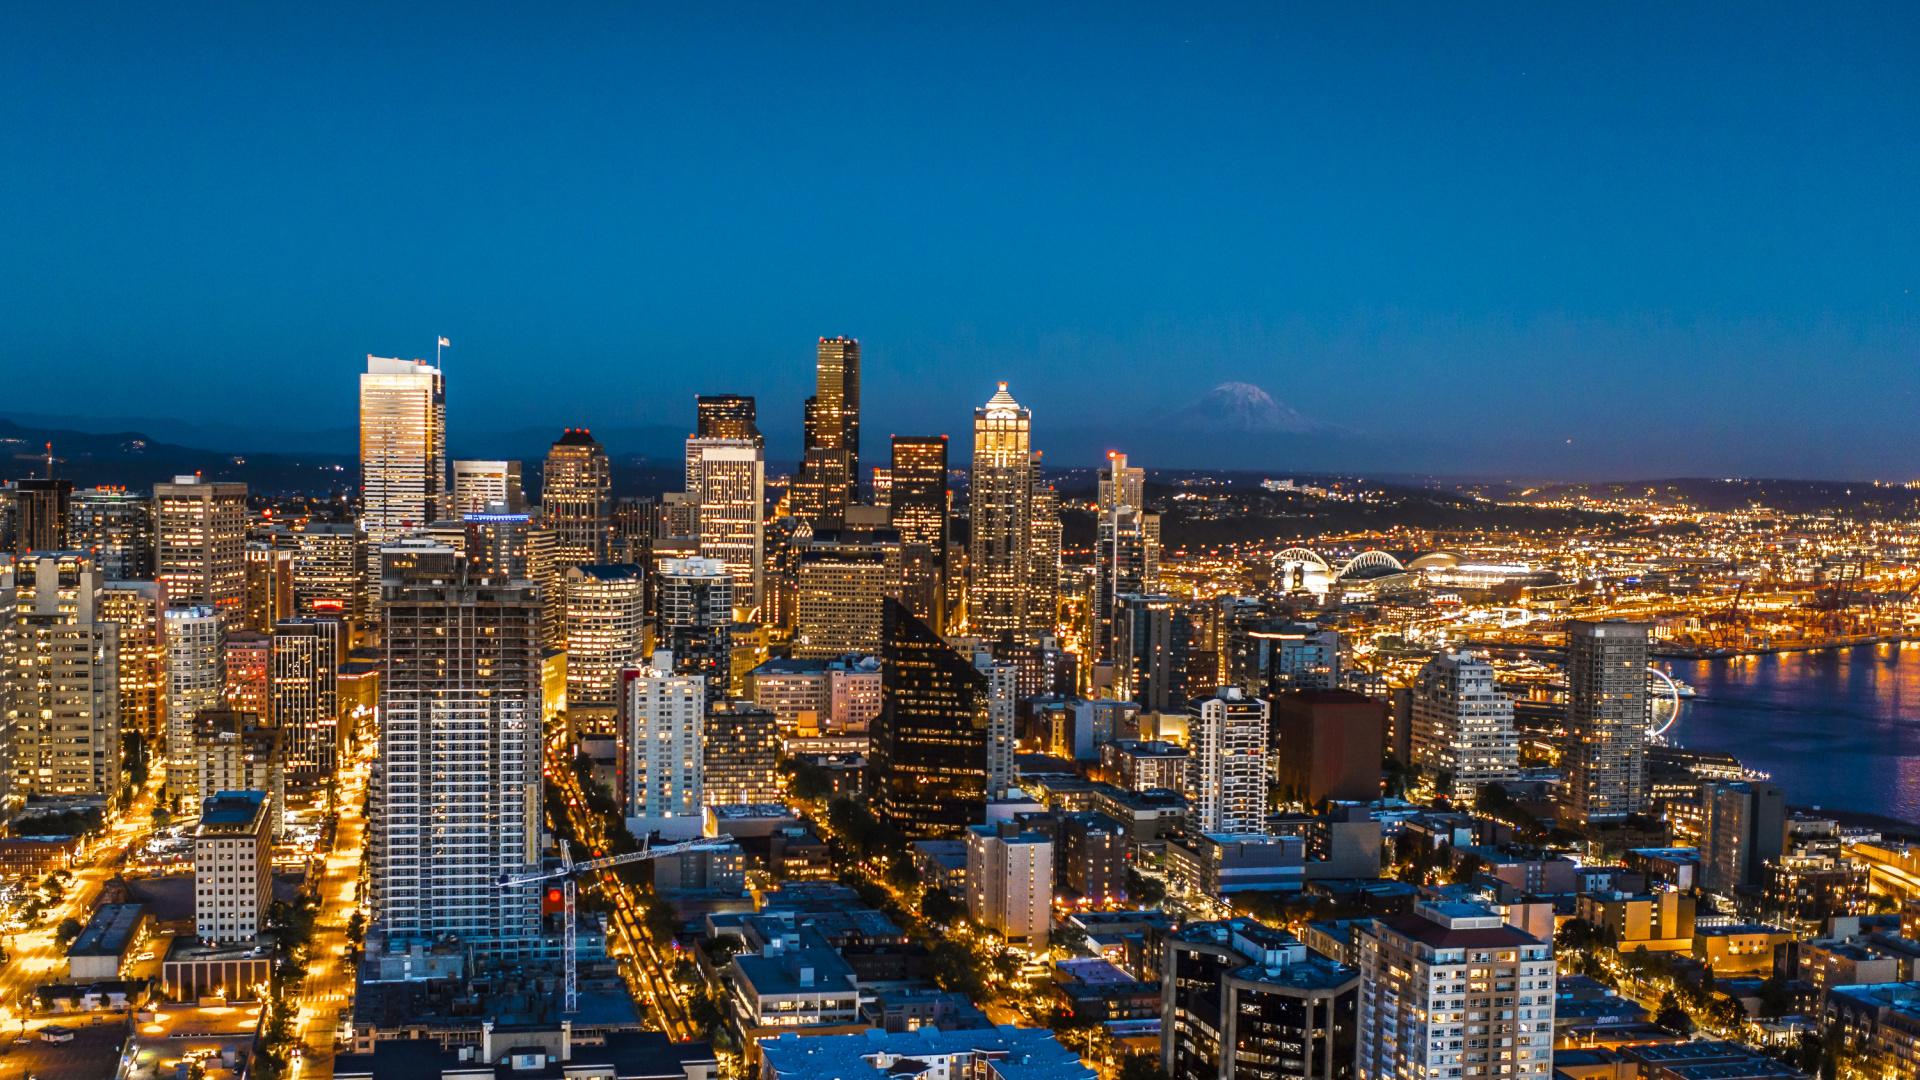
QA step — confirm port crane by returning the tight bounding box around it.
[497,834,736,1014]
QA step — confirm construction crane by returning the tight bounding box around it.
[497,834,737,1015]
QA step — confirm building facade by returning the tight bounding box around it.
[542,429,612,569]
[966,822,1053,943]
[687,437,765,612]
[68,486,154,581]
[792,337,860,531]
[870,600,988,837]
[702,699,779,807]
[564,564,648,726]
[1188,688,1268,834]
[890,436,949,633]
[2,552,121,800]
[1563,619,1652,824]
[273,618,342,775]
[968,384,1035,644]
[154,476,248,618]
[195,790,273,943]
[164,605,224,802]
[1410,652,1521,802]
[618,652,705,839]
[359,355,446,545]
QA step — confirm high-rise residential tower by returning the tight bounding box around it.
[68,487,154,581]
[164,605,224,803]
[1095,507,1159,660]
[451,460,524,517]
[655,557,733,706]
[686,437,764,612]
[968,384,1034,644]
[792,531,902,659]
[1027,469,1061,638]
[889,436,949,632]
[101,582,169,744]
[617,651,705,839]
[359,355,447,544]
[1,552,121,800]
[543,429,612,569]
[869,599,988,837]
[793,337,860,530]
[1112,593,1191,714]
[702,699,779,806]
[565,563,648,728]
[1563,619,1652,824]
[1187,687,1268,834]
[12,479,72,556]
[1097,452,1144,515]
[371,542,542,959]
[973,651,1018,800]
[154,476,248,618]
[273,618,342,776]
[1411,652,1521,802]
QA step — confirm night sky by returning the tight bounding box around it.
[4,4,1918,478]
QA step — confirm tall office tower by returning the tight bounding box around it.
[965,821,1054,943]
[68,487,154,580]
[359,355,447,544]
[1095,507,1159,660]
[1,553,120,799]
[1112,593,1192,714]
[1187,687,1268,834]
[889,436,949,631]
[758,517,809,634]
[702,699,779,806]
[164,606,224,803]
[1097,452,1144,515]
[224,630,272,717]
[869,599,988,837]
[1563,619,1652,825]
[870,468,892,505]
[617,651,705,839]
[291,521,365,619]
[101,582,168,743]
[656,558,734,705]
[450,460,524,518]
[273,619,341,776]
[1411,652,1520,802]
[194,790,274,944]
[1027,470,1061,637]
[968,384,1035,643]
[792,337,861,530]
[1273,690,1385,806]
[1355,901,1558,1080]
[154,476,248,618]
[1163,919,1360,1080]
[372,543,542,959]
[11,478,72,556]
[543,429,612,568]
[1701,780,1788,894]
[792,531,902,659]
[1232,620,1340,700]
[696,394,760,441]
[565,564,648,728]
[242,543,294,632]
[686,437,765,612]
[659,492,698,541]
[193,710,286,839]
[973,652,1018,799]
[612,496,658,565]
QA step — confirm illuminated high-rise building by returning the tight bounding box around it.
[154,476,247,618]
[686,437,764,612]
[291,522,364,620]
[889,436,948,632]
[101,582,169,744]
[543,429,611,569]
[1187,687,1267,834]
[793,337,860,530]
[224,630,272,718]
[1,552,121,800]
[973,651,1018,799]
[1411,652,1520,802]
[273,618,342,776]
[164,605,224,803]
[967,383,1035,643]
[702,699,779,806]
[242,542,294,632]
[371,542,542,959]
[695,395,760,442]
[656,557,733,706]
[792,531,901,659]
[359,355,446,544]
[1097,452,1144,515]
[11,479,71,556]
[1096,506,1159,660]
[1564,619,1652,825]
[451,460,524,518]
[617,650,705,839]
[565,564,648,728]
[1028,469,1061,638]
[68,487,154,580]
[1112,593,1191,714]
[869,599,988,838]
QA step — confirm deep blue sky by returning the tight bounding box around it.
[4,4,1918,478]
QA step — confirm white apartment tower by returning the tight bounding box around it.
[164,605,225,803]
[618,651,705,840]
[1187,687,1268,834]
[195,790,274,944]
[973,651,1018,799]
[1,553,121,800]
[965,821,1054,944]
[686,436,765,612]
[1411,652,1521,802]
[1356,901,1558,1080]
[359,355,447,544]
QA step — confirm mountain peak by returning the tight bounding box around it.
[1176,382,1325,434]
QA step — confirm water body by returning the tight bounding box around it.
[1669,643,1920,823]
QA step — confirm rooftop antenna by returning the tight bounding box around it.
[44,442,52,480]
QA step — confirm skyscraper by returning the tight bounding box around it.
[273,618,342,776]
[686,437,764,612]
[889,436,949,632]
[1027,468,1061,638]
[1095,507,1158,660]
[543,429,612,568]
[68,486,154,580]
[164,605,224,803]
[656,557,734,706]
[371,542,542,959]
[869,599,988,837]
[154,476,248,618]
[1563,619,1652,825]
[792,531,902,659]
[565,563,648,728]
[11,478,72,556]
[101,582,169,744]
[1187,687,1267,834]
[1097,452,1144,515]
[242,542,294,632]
[695,394,760,441]
[793,337,860,530]
[224,630,272,717]
[359,355,447,544]
[1112,593,1191,714]
[451,460,524,517]
[1,552,121,799]
[968,384,1034,644]
[973,651,1018,799]
[291,521,365,620]
[618,651,705,839]
[702,699,779,806]
[193,710,286,840]
[1411,652,1520,802]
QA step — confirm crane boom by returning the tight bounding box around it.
[495,834,737,888]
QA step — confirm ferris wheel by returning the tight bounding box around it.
[1647,665,1682,740]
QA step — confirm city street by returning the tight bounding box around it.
[293,749,373,1078]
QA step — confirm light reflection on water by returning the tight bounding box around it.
[1670,642,1920,822]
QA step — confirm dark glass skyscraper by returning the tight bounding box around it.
[870,598,988,837]
[695,394,761,442]
[889,435,948,632]
[793,337,860,530]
